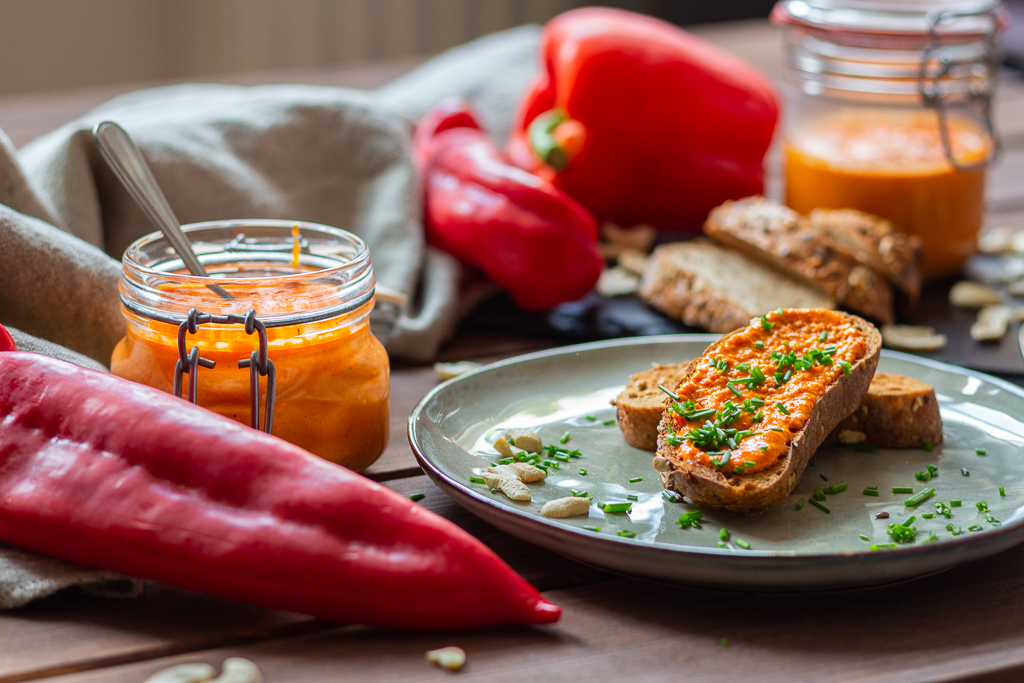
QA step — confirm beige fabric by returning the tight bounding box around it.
[0,26,540,609]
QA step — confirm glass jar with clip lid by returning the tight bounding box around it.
[772,0,1007,278]
[112,219,390,472]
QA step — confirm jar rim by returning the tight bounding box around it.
[771,0,1007,38]
[120,219,376,328]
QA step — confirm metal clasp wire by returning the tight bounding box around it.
[918,7,1002,172]
[172,307,276,434]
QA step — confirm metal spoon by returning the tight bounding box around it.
[93,120,234,300]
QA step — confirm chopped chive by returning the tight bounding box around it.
[962,468,970,476]
[728,383,743,397]
[892,487,914,494]
[808,499,831,513]
[819,330,828,342]
[905,487,937,508]
[827,482,848,493]
[743,460,756,467]
[969,524,983,532]
[950,499,963,507]
[923,530,938,543]
[560,431,571,444]
[602,502,632,513]
[820,474,829,482]
[603,419,616,426]
[946,523,962,535]
[760,445,768,452]
[657,384,680,400]
[863,487,880,496]
[626,494,639,501]
[408,493,425,502]
[870,543,899,551]
[676,510,704,527]
[717,541,728,548]
[578,468,587,475]
[469,476,486,484]
[813,488,827,501]
[662,490,680,503]
[755,340,765,349]
[585,415,597,421]
[583,525,601,532]
[915,470,931,482]
[628,476,644,483]
[839,360,852,375]
[491,488,498,494]
[720,528,729,541]
[617,529,637,538]
[761,314,773,331]
[922,512,934,518]
[720,638,730,646]
[928,464,939,476]
[859,534,870,541]
[1000,486,1006,496]
[769,427,784,433]
[497,457,514,465]
[976,501,989,512]
[924,442,934,452]
[795,498,805,510]
[976,448,987,455]
[735,539,751,549]
[777,402,790,415]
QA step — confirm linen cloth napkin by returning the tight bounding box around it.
[0,26,540,609]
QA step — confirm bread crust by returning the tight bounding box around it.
[654,311,882,515]
[613,364,688,451]
[704,197,895,325]
[824,372,942,448]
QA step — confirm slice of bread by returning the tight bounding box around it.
[808,208,922,309]
[704,197,895,324]
[653,310,882,515]
[825,372,942,448]
[637,240,835,333]
[612,364,688,451]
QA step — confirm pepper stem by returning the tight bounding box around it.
[528,109,583,171]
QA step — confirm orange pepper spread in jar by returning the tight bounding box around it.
[111,279,390,472]
[786,111,990,278]
[664,309,867,474]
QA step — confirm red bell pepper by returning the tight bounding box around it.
[508,7,779,234]
[0,323,14,352]
[0,352,560,629]
[415,97,603,311]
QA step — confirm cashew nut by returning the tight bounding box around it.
[504,428,543,453]
[978,226,1014,254]
[950,281,1002,309]
[596,266,640,297]
[617,248,649,275]
[211,659,263,683]
[433,361,481,380]
[970,304,1012,341]
[540,496,591,518]
[881,324,947,352]
[507,461,546,482]
[426,646,466,671]
[143,665,217,683]
[484,465,531,501]
[494,437,514,458]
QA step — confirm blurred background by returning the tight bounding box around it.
[0,0,779,97]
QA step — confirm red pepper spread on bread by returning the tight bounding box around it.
[664,309,868,473]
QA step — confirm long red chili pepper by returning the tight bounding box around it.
[0,353,560,629]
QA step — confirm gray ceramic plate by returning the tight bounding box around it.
[409,335,1024,591]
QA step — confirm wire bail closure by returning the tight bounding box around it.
[918,7,1002,172]
[173,307,276,434]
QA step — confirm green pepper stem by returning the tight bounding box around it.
[528,109,570,171]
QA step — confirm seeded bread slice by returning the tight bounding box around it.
[704,197,895,324]
[808,208,922,309]
[825,372,942,448]
[653,311,882,515]
[637,240,834,333]
[612,364,688,451]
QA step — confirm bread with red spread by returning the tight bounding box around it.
[653,309,882,515]
[704,197,895,325]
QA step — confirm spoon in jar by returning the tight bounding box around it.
[93,121,235,300]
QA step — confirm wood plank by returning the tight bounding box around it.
[43,538,1024,683]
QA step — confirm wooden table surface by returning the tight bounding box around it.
[2,19,1024,683]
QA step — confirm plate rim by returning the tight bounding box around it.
[408,334,1024,566]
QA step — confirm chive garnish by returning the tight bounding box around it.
[969,524,983,532]
[628,476,644,483]
[961,467,969,476]
[761,314,773,331]
[408,493,425,502]
[727,383,742,397]
[863,487,879,496]
[827,482,848,493]
[583,525,601,532]
[662,490,680,503]
[839,360,852,375]
[905,487,937,507]
[1000,486,1006,496]
[735,539,751,549]
[808,499,831,513]
[578,468,587,476]
[743,460,756,467]
[870,543,899,551]
[922,512,934,519]
[859,534,869,541]
[976,501,989,512]
[657,383,680,400]
[755,340,765,349]
[777,402,790,415]
[915,470,931,482]
[813,488,827,501]
[469,476,486,484]
[560,431,571,444]
[976,448,987,455]
[892,487,914,494]
[819,330,828,342]
[677,510,704,527]
[924,442,934,452]
[617,530,637,538]
[603,419,616,426]
[928,465,939,476]
[626,494,638,501]
[720,528,729,541]
[602,502,632,513]
[795,498,805,510]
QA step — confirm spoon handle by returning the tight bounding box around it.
[93,121,210,278]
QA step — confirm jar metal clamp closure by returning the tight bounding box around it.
[918,6,1003,171]
[173,307,277,434]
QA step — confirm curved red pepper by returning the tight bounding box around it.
[508,7,779,234]
[416,97,603,311]
[0,324,14,352]
[0,353,560,629]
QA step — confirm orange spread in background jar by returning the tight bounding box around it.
[786,111,990,278]
[665,309,867,473]
[113,220,390,472]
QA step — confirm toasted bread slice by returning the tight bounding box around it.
[704,197,895,324]
[825,372,942,448]
[808,208,922,309]
[637,240,834,333]
[653,310,881,515]
[612,364,689,451]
